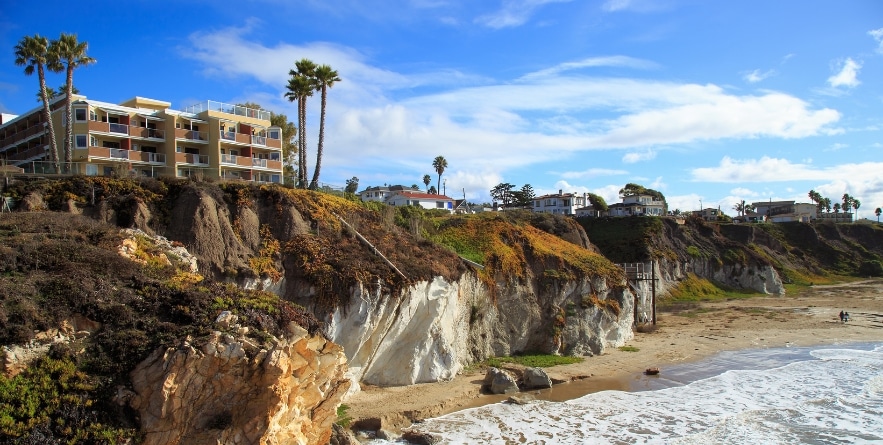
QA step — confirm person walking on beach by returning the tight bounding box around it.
[844,312,850,322]
[839,310,845,322]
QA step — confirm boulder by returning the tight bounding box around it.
[400,430,441,445]
[522,367,552,389]
[483,367,519,394]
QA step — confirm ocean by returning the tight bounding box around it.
[370,343,883,444]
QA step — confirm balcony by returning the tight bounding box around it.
[174,128,207,142]
[175,153,209,165]
[109,123,128,134]
[129,127,165,140]
[252,135,267,146]
[221,154,237,165]
[80,147,166,165]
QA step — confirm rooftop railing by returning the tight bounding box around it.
[182,100,271,121]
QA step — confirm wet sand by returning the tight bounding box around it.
[344,279,883,433]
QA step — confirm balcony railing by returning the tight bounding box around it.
[183,100,271,121]
[252,135,267,146]
[110,148,128,159]
[109,123,128,134]
[186,153,209,165]
[252,158,267,168]
[221,154,237,165]
[221,131,236,141]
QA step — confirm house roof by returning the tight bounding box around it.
[534,192,581,200]
[390,190,453,200]
[752,200,795,207]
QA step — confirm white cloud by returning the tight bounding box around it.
[622,149,656,163]
[560,168,628,179]
[691,156,883,184]
[729,187,756,196]
[827,58,862,88]
[601,0,667,13]
[743,69,776,83]
[520,56,658,81]
[826,143,848,151]
[474,0,571,29]
[869,28,883,54]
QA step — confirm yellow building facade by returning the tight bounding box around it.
[0,95,284,183]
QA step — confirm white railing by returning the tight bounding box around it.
[186,130,205,141]
[252,135,267,146]
[110,148,128,159]
[221,131,236,141]
[221,154,237,165]
[182,100,271,121]
[147,129,165,139]
[145,153,166,163]
[186,154,209,165]
[252,158,268,168]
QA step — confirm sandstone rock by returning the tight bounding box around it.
[507,393,537,405]
[329,423,360,445]
[129,330,351,445]
[400,430,441,444]
[522,367,552,389]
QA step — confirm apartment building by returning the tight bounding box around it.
[532,190,587,215]
[0,95,283,183]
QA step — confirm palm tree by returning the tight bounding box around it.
[284,59,316,188]
[308,64,340,190]
[853,199,861,221]
[432,156,448,195]
[422,174,431,192]
[48,33,95,169]
[875,207,881,223]
[15,34,60,172]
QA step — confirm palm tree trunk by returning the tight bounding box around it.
[309,86,327,190]
[299,96,308,188]
[64,65,74,171]
[37,64,60,172]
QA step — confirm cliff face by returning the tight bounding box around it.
[125,323,350,445]
[325,273,631,386]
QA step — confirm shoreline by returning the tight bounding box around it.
[344,279,883,434]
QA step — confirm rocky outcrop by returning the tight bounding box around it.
[483,367,519,395]
[325,273,632,387]
[125,324,350,445]
[522,367,553,389]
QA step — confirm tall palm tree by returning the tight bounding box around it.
[422,174,431,192]
[49,33,95,169]
[15,34,60,172]
[284,59,316,188]
[432,156,448,195]
[308,64,340,190]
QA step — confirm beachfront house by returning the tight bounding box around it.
[384,190,455,212]
[605,194,666,217]
[752,201,818,223]
[532,190,587,215]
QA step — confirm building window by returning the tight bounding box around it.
[75,134,87,148]
[74,108,86,121]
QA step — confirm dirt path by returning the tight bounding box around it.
[343,279,883,433]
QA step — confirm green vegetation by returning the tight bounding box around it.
[577,216,663,263]
[335,404,352,428]
[482,354,583,369]
[618,346,640,352]
[664,274,761,302]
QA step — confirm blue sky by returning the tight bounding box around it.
[1,1,882,216]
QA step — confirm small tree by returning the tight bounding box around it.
[432,156,448,194]
[422,174,431,192]
[875,207,881,223]
[345,177,359,194]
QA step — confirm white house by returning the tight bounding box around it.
[532,190,587,215]
[385,190,455,212]
[358,185,420,202]
[605,194,666,217]
[752,201,818,223]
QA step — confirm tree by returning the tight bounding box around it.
[842,193,853,213]
[15,34,60,171]
[519,184,535,204]
[587,193,608,215]
[308,64,340,190]
[432,156,447,195]
[833,203,841,213]
[821,197,832,213]
[345,177,359,194]
[48,33,95,169]
[853,199,861,220]
[808,189,823,212]
[733,200,747,216]
[284,59,317,188]
[428,186,437,195]
[422,174,431,192]
[490,183,515,205]
[36,83,79,102]
[875,207,881,223]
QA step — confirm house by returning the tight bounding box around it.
[692,207,723,221]
[0,95,284,183]
[358,185,419,202]
[532,190,587,215]
[752,201,817,223]
[384,190,455,212]
[605,194,666,217]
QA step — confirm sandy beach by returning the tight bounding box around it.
[344,278,883,433]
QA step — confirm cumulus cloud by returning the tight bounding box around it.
[827,58,862,88]
[691,156,883,183]
[729,187,757,196]
[601,0,666,13]
[474,0,571,29]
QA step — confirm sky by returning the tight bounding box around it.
[1,1,882,216]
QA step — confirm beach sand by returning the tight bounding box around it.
[344,279,883,433]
